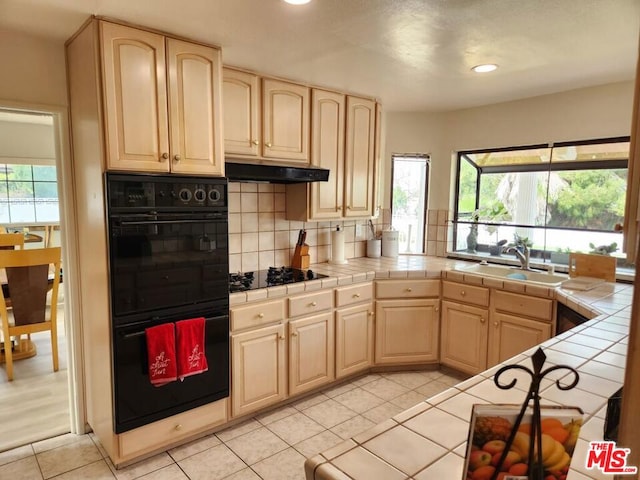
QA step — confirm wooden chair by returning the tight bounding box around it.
[0,247,61,381]
[0,233,25,250]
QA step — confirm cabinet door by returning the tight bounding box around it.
[440,300,488,375]
[344,96,376,217]
[488,312,551,367]
[167,39,223,175]
[100,22,169,172]
[223,68,260,156]
[335,303,374,378]
[309,89,345,219]
[262,78,309,163]
[375,299,439,365]
[289,312,335,396]
[231,323,286,417]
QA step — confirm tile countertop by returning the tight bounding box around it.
[286,255,635,480]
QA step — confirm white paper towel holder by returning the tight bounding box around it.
[329,226,348,264]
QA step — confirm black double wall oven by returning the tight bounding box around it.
[106,173,229,433]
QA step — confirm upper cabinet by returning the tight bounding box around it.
[285,92,380,221]
[222,68,310,164]
[100,22,224,175]
[344,96,376,218]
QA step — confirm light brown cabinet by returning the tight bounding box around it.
[375,298,440,365]
[440,300,489,375]
[285,93,380,221]
[335,302,374,378]
[487,312,551,366]
[289,312,335,396]
[101,22,223,175]
[222,68,309,163]
[231,323,287,418]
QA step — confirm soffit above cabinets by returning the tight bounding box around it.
[1,0,639,111]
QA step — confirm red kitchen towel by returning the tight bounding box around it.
[145,323,178,387]
[176,317,208,380]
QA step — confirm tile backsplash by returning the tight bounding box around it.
[228,183,386,273]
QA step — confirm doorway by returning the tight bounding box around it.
[0,102,83,452]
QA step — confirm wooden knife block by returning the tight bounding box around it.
[292,244,310,270]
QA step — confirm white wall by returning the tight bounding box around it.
[384,81,635,211]
[0,27,67,107]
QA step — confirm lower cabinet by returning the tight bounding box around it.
[335,302,374,378]
[231,323,286,417]
[289,312,335,396]
[440,300,489,375]
[488,312,552,366]
[375,299,439,364]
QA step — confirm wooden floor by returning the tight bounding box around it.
[0,304,70,453]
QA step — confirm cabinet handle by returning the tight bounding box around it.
[460,290,466,296]
[266,142,272,148]
[258,313,265,318]
[161,152,169,160]
[252,140,259,145]
[368,311,374,316]
[309,301,317,307]
[435,307,439,312]
[494,321,499,327]
[347,206,351,210]
[174,424,183,431]
[291,331,298,337]
[173,154,181,162]
[353,293,360,298]
[279,334,285,340]
[480,317,486,323]
[405,288,412,292]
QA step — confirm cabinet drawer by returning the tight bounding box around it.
[288,290,333,318]
[119,398,227,459]
[442,280,489,307]
[375,279,440,299]
[231,299,285,331]
[493,290,553,321]
[335,282,373,307]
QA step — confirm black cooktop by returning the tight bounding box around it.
[229,267,328,293]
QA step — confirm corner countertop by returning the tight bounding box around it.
[294,255,634,480]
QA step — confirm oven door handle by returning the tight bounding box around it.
[118,219,220,226]
[120,314,229,339]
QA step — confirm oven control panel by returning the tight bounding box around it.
[107,174,227,210]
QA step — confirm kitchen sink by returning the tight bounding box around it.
[455,263,567,286]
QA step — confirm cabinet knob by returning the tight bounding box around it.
[266,142,272,148]
[310,301,317,307]
[252,139,259,145]
[174,424,183,431]
[346,206,351,210]
[405,288,412,292]
[494,321,499,327]
[368,311,374,316]
[258,313,265,318]
[279,334,285,340]
[161,152,169,160]
[435,307,439,312]
[173,154,181,162]
[291,331,298,337]
[353,293,360,298]
[480,317,486,323]
[460,290,466,296]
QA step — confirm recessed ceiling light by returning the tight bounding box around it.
[472,64,498,73]
[283,0,312,4]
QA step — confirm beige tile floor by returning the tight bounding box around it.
[0,369,467,480]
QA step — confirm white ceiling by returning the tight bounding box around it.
[1,0,639,111]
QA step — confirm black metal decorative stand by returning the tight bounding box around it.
[489,347,580,480]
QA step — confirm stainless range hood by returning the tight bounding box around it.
[225,161,330,184]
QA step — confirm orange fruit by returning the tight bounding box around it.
[518,423,531,434]
[508,463,528,476]
[545,426,569,444]
[472,465,496,480]
[541,418,563,433]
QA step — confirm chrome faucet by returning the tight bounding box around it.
[505,244,532,271]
